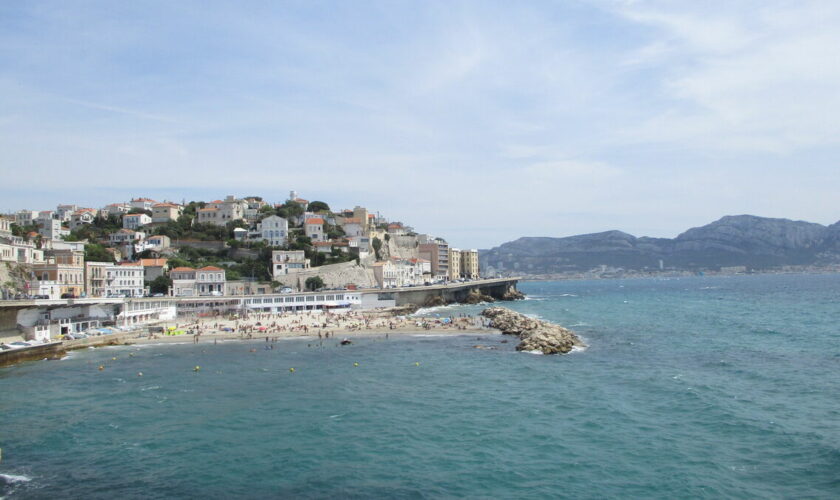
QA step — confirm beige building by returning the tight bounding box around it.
[151,202,183,223]
[448,248,462,280]
[32,249,85,297]
[460,249,480,279]
[85,261,110,297]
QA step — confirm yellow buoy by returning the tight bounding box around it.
[194,365,200,372]
[415,362,420,366]
[112,357,117,361]
[354,362,359,367]
[289,367,295,373]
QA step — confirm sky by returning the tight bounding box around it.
[1,0,838,249]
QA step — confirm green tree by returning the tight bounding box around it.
[372,237,383,260]
[305,276,324,291]
[148,275,172,294]
[84,243,116,263]
[307,201,330,212]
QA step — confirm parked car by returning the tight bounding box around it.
[60,293,77,299]
[280,287,293,294]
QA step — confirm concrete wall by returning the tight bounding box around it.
[272,262,376,290]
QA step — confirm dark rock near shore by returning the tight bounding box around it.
[481,307,584,355]
[462,289,495,304]
[501,286,525,301]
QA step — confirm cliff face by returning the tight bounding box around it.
[481,215,840,273]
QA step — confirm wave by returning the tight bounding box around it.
[0,473,32,484]
[523,349,544,355]
[556,293,578,297]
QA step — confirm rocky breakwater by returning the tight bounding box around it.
[481,307,585,355]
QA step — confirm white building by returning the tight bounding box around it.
[170,266,226,296]
[123,213,152,229]
[38,219,69,241]
[257,215,288,246]
[103,203,132,216]
[130,198,158,211]
[106,262,145,297]
[109,229,145,245]
[271,250,310,278]
[70,208,97,230]
[304,217,325,242]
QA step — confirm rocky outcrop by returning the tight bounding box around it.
[461,289,495,304]
[501,285,525,301]
[481,307,584,355]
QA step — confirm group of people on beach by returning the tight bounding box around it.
[155,309,491,343]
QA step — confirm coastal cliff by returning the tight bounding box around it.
[481,307,584,355]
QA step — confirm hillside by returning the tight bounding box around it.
[481,215,840,274]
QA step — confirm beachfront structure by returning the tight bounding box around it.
[304,217,325,242]
[31,249,85,297]
[460,249,480,279]
[271,250,310,278]
[106,262,145,298]
[170,266,226,296]
[151,202,183,223]
[419,240,450,280]
[85,261,109,297]
[139,258,169,282]
[372,258,432,288]
[448,248,462,281]
[123,213,152,229]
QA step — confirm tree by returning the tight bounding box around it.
[84,243,116,263]
[372,237,383,260]
[307,201,330,212]
[148,275,172,294]
[305,276,324,291]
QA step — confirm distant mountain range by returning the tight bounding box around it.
[480,215,840,274]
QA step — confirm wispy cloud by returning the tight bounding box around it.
[0,0,837,247]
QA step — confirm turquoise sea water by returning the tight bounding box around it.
[1,274,839,499]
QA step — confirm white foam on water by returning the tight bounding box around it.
[570,345,588,353]
[523,349,544,355]
[557,293,578,297]
[140,385,161,392]
[0,473,31,484]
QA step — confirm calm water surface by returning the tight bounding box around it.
[1,273,839,499]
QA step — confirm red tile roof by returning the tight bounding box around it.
[140,258,168,267]
[305,218,325,225]
[171,267,196,272]
[198,266,223,272]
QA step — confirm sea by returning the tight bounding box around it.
[1,273,839,499]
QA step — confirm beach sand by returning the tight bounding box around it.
[129,310,498,345]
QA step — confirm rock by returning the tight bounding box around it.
[424,296,446,307]
[462,289,495,304]
[481,307,584,355]
[501,286,525,301]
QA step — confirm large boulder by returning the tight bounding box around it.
[481,307,584,355]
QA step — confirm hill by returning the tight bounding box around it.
[480,215,840,274]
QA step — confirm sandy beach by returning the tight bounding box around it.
[129,310,498,345]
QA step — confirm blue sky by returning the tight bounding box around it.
[1,0,838,248]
